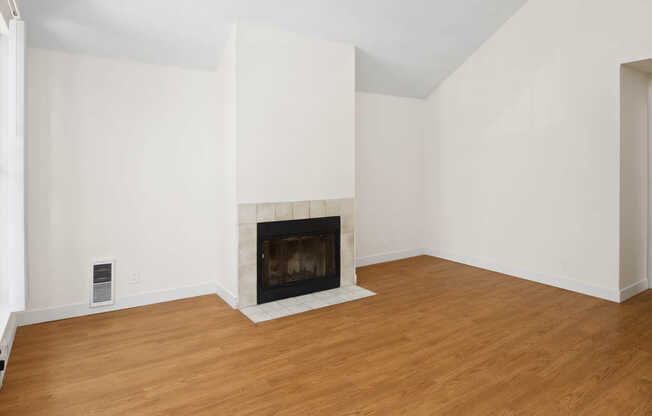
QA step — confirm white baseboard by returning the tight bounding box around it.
[356,248,425,267]
[620,279,649,302]
[0,312,17,389]
[425,248,621,303]
[17,283,219,326]
[215,283,238,309]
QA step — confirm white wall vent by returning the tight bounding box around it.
[91,260,114,307]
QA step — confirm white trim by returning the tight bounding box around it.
[0,312,17,389]
[216,282,238,309]
[620,279,649,302]
[16,283,219,326]
[425,249,621,303]
[648,77,652,291]
[7,18,25,311]
[356,248,425,267]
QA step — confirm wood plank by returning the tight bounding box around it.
[0,256,650,415]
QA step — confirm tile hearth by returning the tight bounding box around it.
[240,285,375,323]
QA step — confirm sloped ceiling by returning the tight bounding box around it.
[19,0,526,98]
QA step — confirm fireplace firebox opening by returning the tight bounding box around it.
[257,217,340,304]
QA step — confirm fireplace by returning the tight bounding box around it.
[257,216,340,304]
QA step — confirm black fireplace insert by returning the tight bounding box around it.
[257,216,340,304]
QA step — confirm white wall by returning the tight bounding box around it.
[0,2,10,35]
[0,27,9,312]
[620,65,649,292]
[236,23,356,204]
[216,27,238,303]
[356,92,424,265]
[424,0,652,301]
[27,48,222,312]
[24,24,357,316]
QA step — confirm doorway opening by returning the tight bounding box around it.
[620,59,652,299]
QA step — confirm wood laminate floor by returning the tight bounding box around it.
[1,256,652,415]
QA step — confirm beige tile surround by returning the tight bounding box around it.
[238,198,355,308]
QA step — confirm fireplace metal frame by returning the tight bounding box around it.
[257,216,341,304]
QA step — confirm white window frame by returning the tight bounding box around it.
[1,12,25,312]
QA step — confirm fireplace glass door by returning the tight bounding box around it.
[261,233,337,287]
[257,217,340,303]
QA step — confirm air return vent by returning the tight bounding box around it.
[91,261,114,307]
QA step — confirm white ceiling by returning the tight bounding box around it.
[19,0,527,98]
